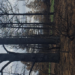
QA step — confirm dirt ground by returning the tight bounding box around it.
[38,0,75,75]
[53,0,75,75]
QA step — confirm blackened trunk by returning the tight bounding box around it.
[0,37,60,44]
[0,53,60,63]
[0,12,54,15]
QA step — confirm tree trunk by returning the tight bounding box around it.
[0,37,60,44]
[0,12,54,15]
[0,22,55,25]
[0,53,60,63]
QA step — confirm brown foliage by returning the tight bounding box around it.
[21,0,51,75]
[26,0,47,12]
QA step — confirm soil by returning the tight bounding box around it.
[54,0,75,75]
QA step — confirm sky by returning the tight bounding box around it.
[0,0,38,75]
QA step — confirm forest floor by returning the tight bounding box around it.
[38,0,75,75]
[54,0,75,75]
